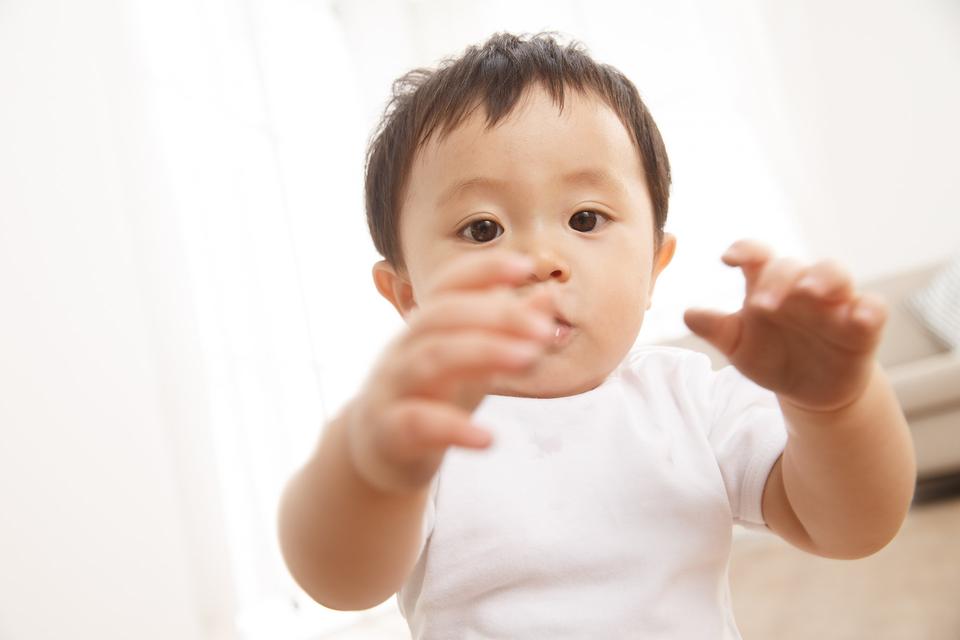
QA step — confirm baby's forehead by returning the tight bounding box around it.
[406,89,642,198]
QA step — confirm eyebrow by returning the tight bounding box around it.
[437,168,627,207]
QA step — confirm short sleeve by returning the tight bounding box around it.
[685,351,788,530]
[414,472,440,560]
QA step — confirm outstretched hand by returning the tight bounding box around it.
[683,239,889,413]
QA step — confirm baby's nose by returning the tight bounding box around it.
[524,252,570,284]
[528,268,565,283]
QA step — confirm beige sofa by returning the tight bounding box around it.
[660,261,960,483]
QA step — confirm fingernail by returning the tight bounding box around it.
[510,343,542,362]
[509,255,535,272]
[531,316,557,339]
[465,427,493,448]
[531,284,556,303]
[753,292,778,310]
[853,304,875,324]
[797,275,821,294]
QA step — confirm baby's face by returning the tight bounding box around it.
[395,85,674,398]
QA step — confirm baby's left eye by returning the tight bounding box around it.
[569,210,609,233]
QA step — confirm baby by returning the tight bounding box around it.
[278,32,916,638]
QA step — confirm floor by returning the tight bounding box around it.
[729,492,960,639]
[320,489,960,639]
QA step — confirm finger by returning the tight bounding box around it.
[406,288,558,344]
[844,292,889,350]
[747,257,806,312]
[385,399,493,454]
[722,239,775,287]
[397,331,546,394]
[518,283,561,320]
[793,259,854,303]
[684,308,743,356]
[421,250,535,298]
[778,291,888,354]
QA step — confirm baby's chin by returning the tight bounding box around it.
[488,358,610,399]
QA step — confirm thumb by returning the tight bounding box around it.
[683,308,742,356]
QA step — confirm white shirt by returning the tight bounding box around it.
[397,345,788,639]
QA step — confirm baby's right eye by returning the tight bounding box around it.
[458,218,503,243]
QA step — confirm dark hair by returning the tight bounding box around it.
[364,31,671,272]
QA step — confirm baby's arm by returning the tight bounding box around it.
[685,240,915,559]
[277,402,433,611]
[277,252,557,610]
[761,363,915,558]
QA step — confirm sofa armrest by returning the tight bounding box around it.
[886,351,960,416]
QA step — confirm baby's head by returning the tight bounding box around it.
[366,32,677,398]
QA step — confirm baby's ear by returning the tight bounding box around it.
[372,260,417,319]
[646,233,677,308]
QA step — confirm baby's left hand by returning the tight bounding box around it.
[684,239,888,413]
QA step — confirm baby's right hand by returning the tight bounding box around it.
[343,252,558,495]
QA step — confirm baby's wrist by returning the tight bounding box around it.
[777,360,882,424]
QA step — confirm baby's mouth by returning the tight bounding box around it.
[551,318,575,348]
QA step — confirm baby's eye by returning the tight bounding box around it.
[569,210,609,233]
[458,218,503,243]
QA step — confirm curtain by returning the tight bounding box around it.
[129,0,396,636]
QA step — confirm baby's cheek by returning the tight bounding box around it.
[619,293,648,352]
[589,296,642,364]
[604,284,645,329]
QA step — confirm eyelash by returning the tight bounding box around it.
[456,210,612,243]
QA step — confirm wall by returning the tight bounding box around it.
[751,0,960,280]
